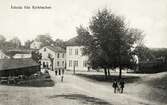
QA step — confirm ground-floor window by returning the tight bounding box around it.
[83,60,87,67]
[69,60,72,67]
[74,60,78,67]
[62,61,64,66]
[57,61,60,66]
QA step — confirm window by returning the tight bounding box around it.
[46,62,49,68]
[62,61,64,66]
[83,60,87,67]
[69,48,72,55]
[57,61,60,66]
[74,60,78,67]
[48,53,50,58]
[69,60,72,67]
[44,48,46,52]
[43,62,45,68]
[75,49,78,55]
[62,53,64,58]
[80,48,84,56]
[57,53,60,58]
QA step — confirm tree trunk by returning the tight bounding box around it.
[107,68,110,76]
[119,67,122,79]
[104,68,108,79]
[73,65,75,75]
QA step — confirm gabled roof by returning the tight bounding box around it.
[0,49,7,54]
[0,58,39,71]
[44,46,65,53]
[0,49,10,57]
[0,49,32,54]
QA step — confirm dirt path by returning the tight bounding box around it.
[0,71,164,105]
[49,71,163,105]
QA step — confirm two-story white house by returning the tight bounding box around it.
[39,46,66,70]
[66,46,89,71]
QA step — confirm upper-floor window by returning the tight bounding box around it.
[57,61,60,66]
[44,48,46,52]
[75,49,78,55]
[62,61,64,66]
[62,53,64,58]
[69,60,72,67]
[81,48,84,56]
[57,53,60,58]
[69,48,72,55]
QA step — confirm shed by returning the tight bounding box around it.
[0,58,40,77]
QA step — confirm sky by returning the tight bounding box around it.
[0,0,167,48]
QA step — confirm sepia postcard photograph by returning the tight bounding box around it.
[0,0,167,105]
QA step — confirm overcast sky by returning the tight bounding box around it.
[0,0,167,48]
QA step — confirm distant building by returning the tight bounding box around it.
[0,49,33,59]
[13,53,32,59]
[39,46,66,70]
[66,46,89,71]
[0,50,10,59]
[0,58,40,77]
[30,41,42,49]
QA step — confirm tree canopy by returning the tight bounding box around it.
[76,9,144,78]
[0,34,6,48]
[9,36,21,48]
[54,39,66,49]
[35,34,54,47]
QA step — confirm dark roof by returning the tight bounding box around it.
[65,36,82,46]
[0,49,7,55]
[0,58,39,71]
[45,46,65,53]
[0,49,33,55]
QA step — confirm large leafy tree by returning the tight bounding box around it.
[0,34,6,48]
[24,40,33,49]
[54,39,66,49]
[9,36,21,48]
[31,51,42,64]
[77,9,143,78]
[35,34,54,47]
[134,45,154,62]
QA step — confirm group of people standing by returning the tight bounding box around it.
[112,78,125,93]
[55,69,64,82]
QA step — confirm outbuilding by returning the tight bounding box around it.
[0,58,40,77]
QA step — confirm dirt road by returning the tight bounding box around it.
[0,71,164,105]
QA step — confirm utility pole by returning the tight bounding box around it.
[73,64,76,75]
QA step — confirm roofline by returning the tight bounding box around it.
[0,65,40,71]
[40,46,66,53]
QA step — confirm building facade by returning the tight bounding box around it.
[66,46,89,71]
[39,46,66,70]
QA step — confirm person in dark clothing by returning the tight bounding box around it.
[62,69,65,75]
[61,75,64,82]
[120,79,125,93]
[59,69,61,75]
[55,70,57,75]
[112,79,118,93]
